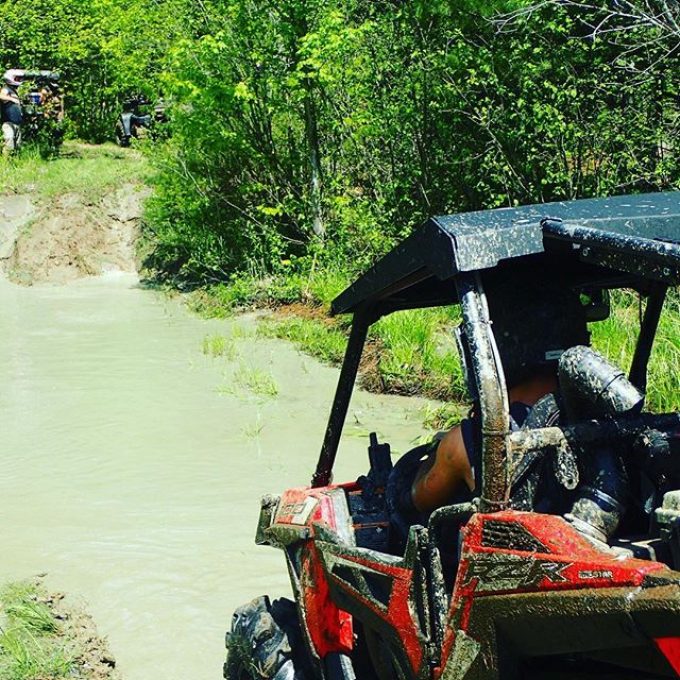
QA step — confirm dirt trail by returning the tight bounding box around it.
[0,184,149,285]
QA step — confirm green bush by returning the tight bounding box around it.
[143,0,678,283]
[591,291,680,413]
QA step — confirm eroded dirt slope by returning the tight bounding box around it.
[47,586,121,680]
[0,194,34,262]
[0,184,149,285]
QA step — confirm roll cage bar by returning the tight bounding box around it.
[311,192,680,513]
[10,70,61,84]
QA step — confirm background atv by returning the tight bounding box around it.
[115,96,167,147]
[19,70,64,156]
[225,192,680,680]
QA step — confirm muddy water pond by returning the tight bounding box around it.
[0,273,429,680]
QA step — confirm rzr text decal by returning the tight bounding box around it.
[463,556,569,592]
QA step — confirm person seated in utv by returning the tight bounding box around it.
[389,273,634,556]
[411,276,590,515]
[395,270,643,547]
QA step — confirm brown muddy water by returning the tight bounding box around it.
[0,272,429,679]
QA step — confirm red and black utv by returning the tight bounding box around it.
[225,192,680,680]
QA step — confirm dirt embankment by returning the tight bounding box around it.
[0,578,120,680]
[43,586,121,679]
[0,184,149,285]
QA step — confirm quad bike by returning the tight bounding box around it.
[10,70,64,155]
[115,96,167,147]
[225,192,680,679]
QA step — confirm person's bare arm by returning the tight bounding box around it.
[411,425,474,513]
[0,89,20,104]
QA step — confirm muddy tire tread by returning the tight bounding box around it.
[224,595,306,680]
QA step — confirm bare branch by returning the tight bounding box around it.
[495,0,680,77]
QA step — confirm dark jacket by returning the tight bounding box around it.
[1,85,22,125]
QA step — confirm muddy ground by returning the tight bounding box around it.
[43,584,121,680]
[0,184,148,285]
[0,578,120,680]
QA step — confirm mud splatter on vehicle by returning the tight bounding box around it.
[225,192,680,679]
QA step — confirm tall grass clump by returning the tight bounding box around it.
[233,364,279,398]
[370,308,464,400]
[189,268,351,317]
[202,334,238,360]
[591,290,679,413]
[258,317,347,366]
[0,581,74,680]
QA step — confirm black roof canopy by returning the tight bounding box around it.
[332,192,680,317]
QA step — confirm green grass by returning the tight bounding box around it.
[420,401,469,432]
[258,307,466,401]
[0,581,74,680]
[232,270,467,401]
[371,308,465,400]
[188,269,350,317]
[233,363,279,398]
[255,288,678,414]
[230,325,254,340]
[591,290,679,412]
[201,334,238,360]
[0,141,149,200]
[195,271,679,418]
[258,316,347,365]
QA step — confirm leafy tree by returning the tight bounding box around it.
[0,0,188,139]
[145,0,677,283]
[0,0,676,282]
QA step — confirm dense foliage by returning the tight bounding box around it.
[144,0,680,283]
[1,0,678,281]
[0,0,190,140]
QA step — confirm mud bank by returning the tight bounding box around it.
[0,184,148,285]
[43,586,120,679]
[0,578,119,680]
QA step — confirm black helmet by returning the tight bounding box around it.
[458,273,590,394]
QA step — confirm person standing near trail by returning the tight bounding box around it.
[1,70,24,157]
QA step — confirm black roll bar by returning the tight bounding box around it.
[312,276,514,512]
[629,283,668,394]
[457,274,510,512]
[312,307,374,487]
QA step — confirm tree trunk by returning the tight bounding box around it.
[303,79,324,238]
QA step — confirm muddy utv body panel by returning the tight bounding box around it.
[228,191,680,680]
[256,485,680,679]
